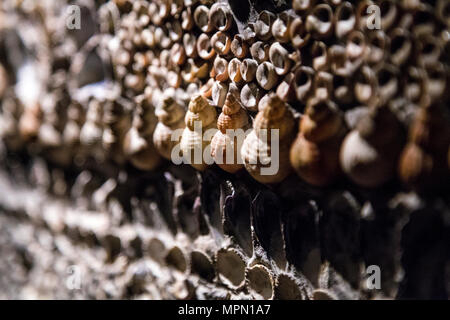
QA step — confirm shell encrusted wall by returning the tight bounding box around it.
[0,0,449,299]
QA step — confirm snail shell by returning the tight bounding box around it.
[241,94,296,184]
[290,97,347,186]
[123,95,162,171]
[398,103,450,191]
[211,93,250,173]
[180,94,217,171]
[153,96,186,160]
[340,105,404,188]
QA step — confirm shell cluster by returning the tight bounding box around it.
[0,0,449,300]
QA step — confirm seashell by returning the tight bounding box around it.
[170,43,186,66]
[154,26,172,49]
[200,78,215,98]
[193,5,213,33]
[254,10,276,41]
[211,31,232,56]
[79,99,103,147]
[340,105,404,187]
[329,45,355,77]
[246,264,274,300]
[181,7,195,31]
[356,0,375,31]
[314,71,333,100]
[241,83,264,112]
[425,63,447,102]
[293,0,316,12]
[398,103,450,191]
[332,75,353,105]
[366,31,388,66]
[213,56,229,82]
[311,41,329,71]
[0,63,7,99]
[290,96,347,186]
[230,34,248,59]
[415,35,442,68]
[228,58,242,83]
[209,3,233,31]
[345,31,367,68]
[183,32,198,58]
[334,2,355,39]
[354,65,378,105]
[123,94,162,170]
[250,41,270,64]
[216,247,247,289]
[375,63,399,104]
[241,94,296,184]
[197,33,216,60]
[306,4,334,39]
[212,80,228,107]
[272,11,294,43]
[389,28,412,67]
[19,103,42,141]
[153,96,186,160]
[167,20,183,43]
[256,62,279,90]
[412,4,435,36]
[293,66,315,103]
[276,72,297,103]
[437,0,450,27]
[240,58,258,82]
[403,67,427,106]
[181,58,209,83]
[269,42,293,76]
[171,0,184,16]
[180,94,217,171]
[211,93,250,173]
[379,0,398,31]
[289,17,310,49]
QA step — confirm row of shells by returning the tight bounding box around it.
[1,0,449,193]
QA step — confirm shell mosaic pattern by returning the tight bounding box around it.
[0,0,449,299]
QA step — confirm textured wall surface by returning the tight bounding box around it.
[0,0,449,299]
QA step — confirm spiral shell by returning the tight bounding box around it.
[211,93,250,173]
[398,103,450,191]
[180,94,217,171]
[241,94,296,184]
[290,97,347,186]
[340,105,404,188]
[123,95,162,171]
[153,96,186,160]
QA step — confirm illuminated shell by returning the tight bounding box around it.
[340,105,404,188]
[123,95,162,171]
[153,96,186,160]
[398,103,450,191]
[290,97,347,186]
[180,94,217,171]
[210,93,250,173]
[241,94,296,184]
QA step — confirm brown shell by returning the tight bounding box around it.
[340,106,403,188]
[290,97,347,186]
[180,95,217,171]
[211,93,249,173]
[241,94,296,184]
[398,103,450,191]
[153,97,186,160]
[123,95,162,170]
